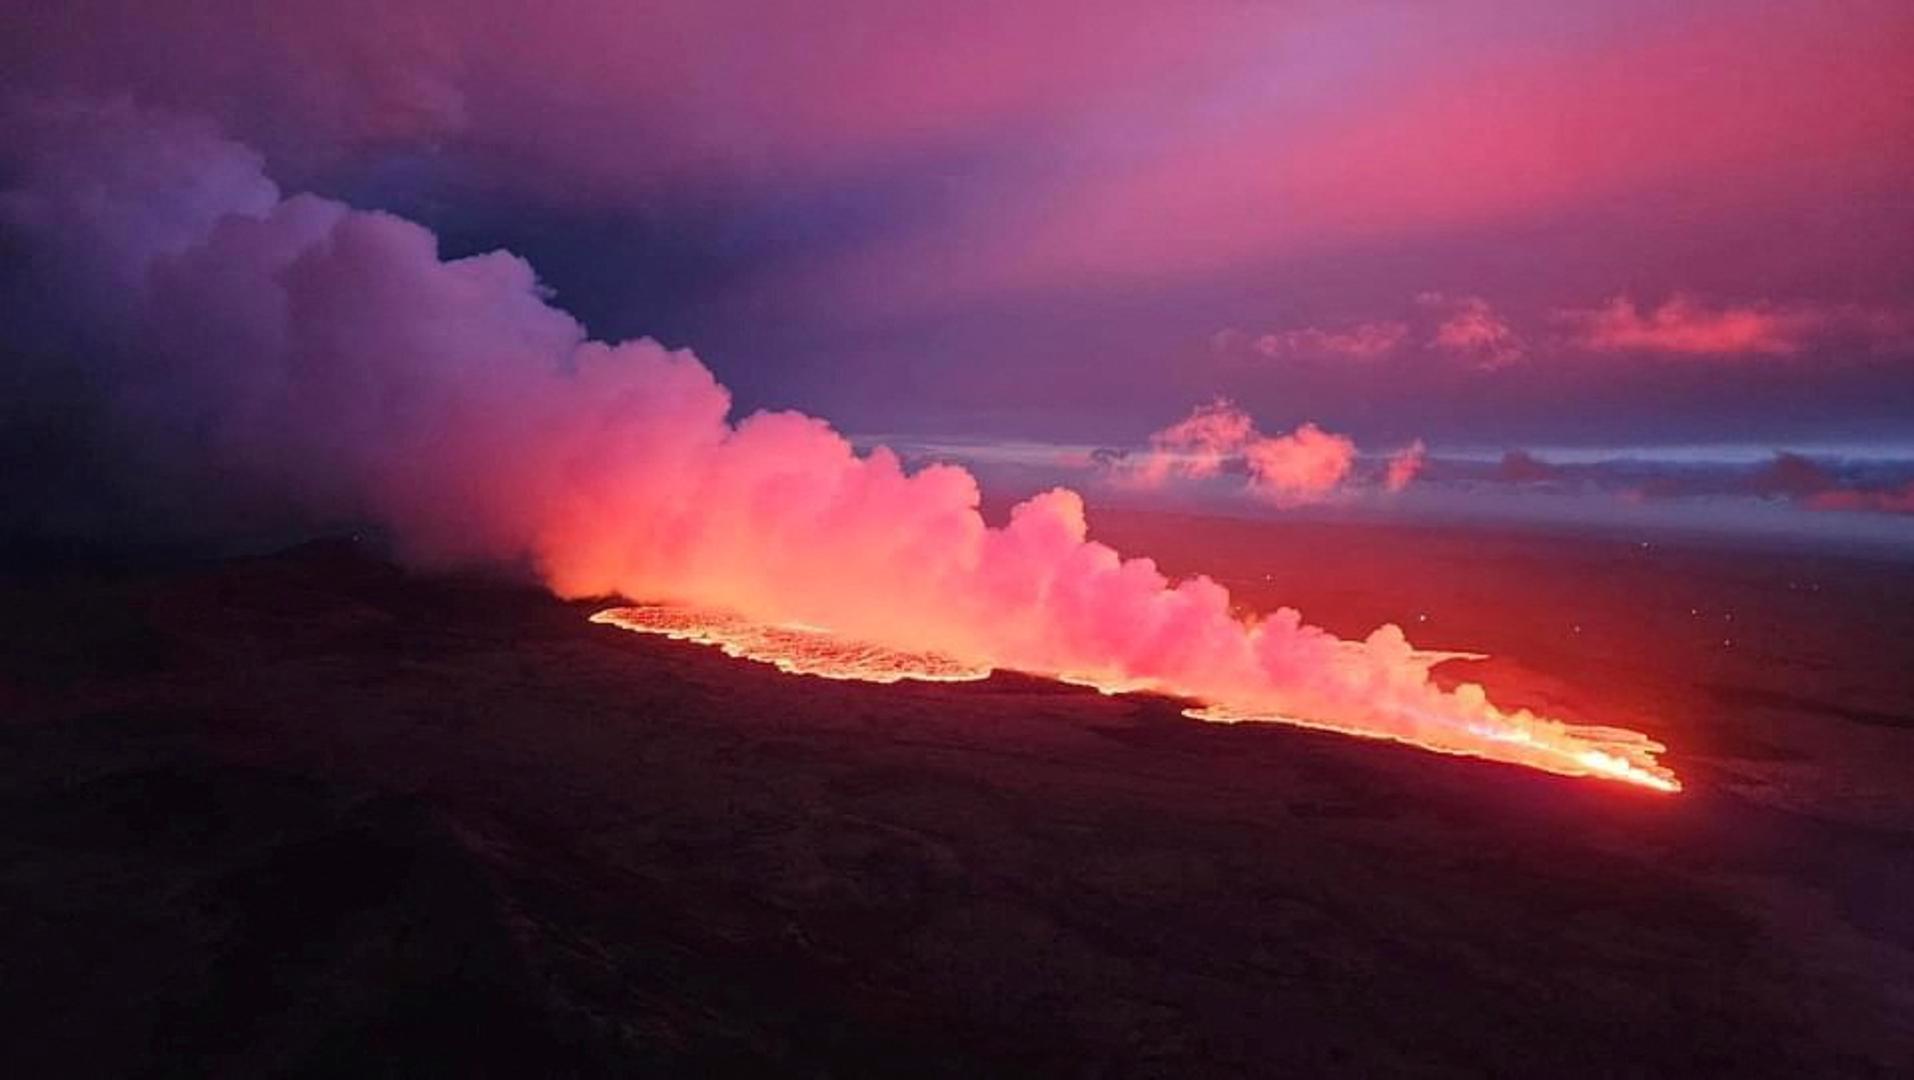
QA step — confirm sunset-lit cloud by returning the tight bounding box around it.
[1243,423,1358,506]
[1384,440,1427,493]
[1556,295,1912,359]
[1251,321,1409,362]
[1561,295,1816,357]
[1420,294,1526,370]
[1223,290,1911,375]
[1127,398,1258,486]
[1120,399,1362,506]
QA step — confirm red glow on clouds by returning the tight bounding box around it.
[1421,294,1526,370]
[1243,424,1358,506]
[1563,295,1811,357]
[1132,398,1257,484]
[1558,295,1911,359]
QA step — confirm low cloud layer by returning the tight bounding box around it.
[1416,447,1914,518]
[1222,292,1911,373]
[1250,322,1409,363]
[1560,295,1814,356]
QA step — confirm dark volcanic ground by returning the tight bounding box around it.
[3,519,1912,1077]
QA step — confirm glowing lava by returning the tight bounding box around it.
[1184,704,1681,793]
[593,603,1681,793]
[590,605,992,684]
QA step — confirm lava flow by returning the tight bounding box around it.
[590,605,993,684]
[594,603,1682,793]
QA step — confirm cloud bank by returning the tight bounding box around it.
[1557,295,1911,359]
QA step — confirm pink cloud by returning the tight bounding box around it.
[1128,397,1257,486]
[1120,399,1358,506]
[1384,440,1426,493]
[1242,423,1356,506]
[1251,321,1408,362]
[1561,295,1814,356]
[1558,294,1911,358]
[1420,294,1525,369]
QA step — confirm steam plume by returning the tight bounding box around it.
[0,99,1676,790]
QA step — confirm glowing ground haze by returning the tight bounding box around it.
[593,602,1681,793]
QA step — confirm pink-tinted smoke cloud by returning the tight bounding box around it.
[1385,441,1427,494]
[1557,295,1910,359]
[0,98,1677,790]
[1252,322,1408,363]
[1128,398,1257,485]
[1421,294,1526,370]
[1122,400,1360,507]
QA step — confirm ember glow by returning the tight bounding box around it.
[594,601,1680,793]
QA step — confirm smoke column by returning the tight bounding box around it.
[1,99,1676,791]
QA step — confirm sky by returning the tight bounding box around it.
[3,0,1913,545]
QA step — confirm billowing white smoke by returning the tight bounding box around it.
[0,99,1675,789]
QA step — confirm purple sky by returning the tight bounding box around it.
[4,1,1913,545]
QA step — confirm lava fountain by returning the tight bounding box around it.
[593,602,1682,793]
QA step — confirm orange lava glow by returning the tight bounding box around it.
[1183,703,1682,794]
[590,605,992,684]
[593,603,1681,794]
